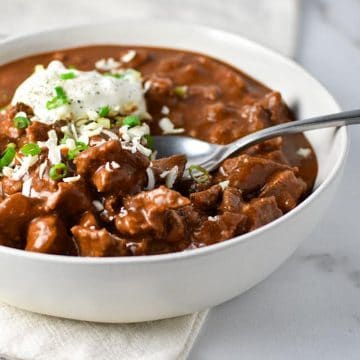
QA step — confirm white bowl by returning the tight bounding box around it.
[0,20,348,323]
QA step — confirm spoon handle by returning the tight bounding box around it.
[223,109,360,158]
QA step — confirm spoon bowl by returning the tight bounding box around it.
[154,109,360,172]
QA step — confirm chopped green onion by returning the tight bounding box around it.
[123,115,140,128]
[60,72,76,80]
[68,142,89,160]
[68,65,77,69]
[173,85,188,99]
[98,105,110,117]
[97,117,111,129]
[20,143,41,156]
[188,165,210,183]
[143,134,154,150]
[46,86,69,110]
[14,116,30,129]
[49,163,68,181]
[0,143,16,169]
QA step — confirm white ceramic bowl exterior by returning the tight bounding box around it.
[0,20,347,322]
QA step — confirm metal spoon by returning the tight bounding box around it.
[153,109,359,172]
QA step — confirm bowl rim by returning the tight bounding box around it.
[0,19,349,265]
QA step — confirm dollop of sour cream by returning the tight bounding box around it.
[11,60,146,124]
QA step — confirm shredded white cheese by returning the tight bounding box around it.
[95,57,120,71]
[208,216,219,222]
[101,129,119,140]
[63,175,81,183]
[121,50,136,63]
[161,105,170,115]
[219,166,227,176]
[12,155,38,180]
[39,130,61,165]
[218,180,230,190]
[38,160,48,179]
[145,167,155,190]
[92,200,104,212]
[159,117,185,135]
[297,147,311,158]
[143,80,152,93]
[119,207,128,217]
[21,178,32,197]
[111,161,120,169]
[2,167,14,178]
[105,162,113,172]
[160,165,179,188]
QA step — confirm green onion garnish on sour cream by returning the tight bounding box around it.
[46,86,69,110]
[11,61,146,125]
[60,72,76,80]
[98,105,110,117]
[123,115,141,128]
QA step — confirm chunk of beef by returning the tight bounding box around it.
[219,70,246,97]
[242,196,282,231]
[207,104,270,144]
[71,226,127,257]
[115,186,190,239]
[190,185,222,211]
[101,194,121,220]
[177,204,203,229]
[260,170,307,212]
[219,187,244,213]
[260,92,291,124]
[126,238,149,256]
[25,214,76,255]
[192,212,247,245]
[145,74,173,100]
[2,104,27,139]
[257,150,289,165]
[0,193,45,248]
[45,181,93,220]
[172,63,202,84]
[92,165,146,195]
[205,102,226,123]
[157,54,184,72]
[217,154,292,193]
[75,140,149,195]
[8,102,34,117]
[0,176,22,195]
[151,154,187,185]
[163,209,187,243]
[79,211,100,229]
[26,121,51,142]
[188,85,221,101]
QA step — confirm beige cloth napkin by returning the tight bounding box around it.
[0,302,208,360]
[0,1,298,359]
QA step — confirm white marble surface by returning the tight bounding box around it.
[190,0,360,359]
